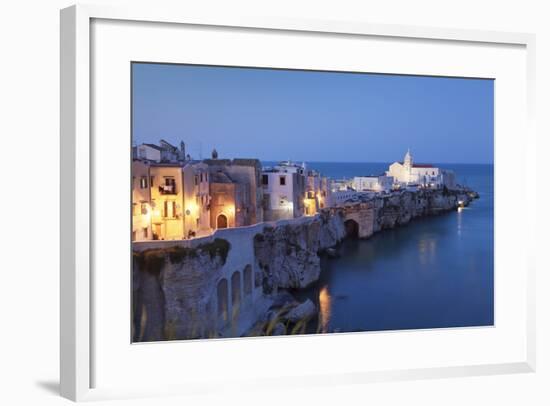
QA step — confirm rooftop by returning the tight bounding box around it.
[141,143,163,151]
[203,158,260,168]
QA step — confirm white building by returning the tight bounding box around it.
[352,175,394,193]
[134,139,187,163]
[331,190,361,205]
[135,143,162,162]
[331,178,353,192]
[386,150,455,189]
[261,161,306,221]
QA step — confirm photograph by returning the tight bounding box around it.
[131,62,494,342]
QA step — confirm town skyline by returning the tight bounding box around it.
[132,63,494,165]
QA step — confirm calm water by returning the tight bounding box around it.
[289,162,494,333]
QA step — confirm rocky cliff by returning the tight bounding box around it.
[132,239,231,341]
[373,188,474,232]
[254,210,346,291]
[132,187,477,340]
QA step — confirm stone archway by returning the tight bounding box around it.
[344,219,359,238]
[217,279,228,322]
[231,271,241,317]
[217,214,228,229]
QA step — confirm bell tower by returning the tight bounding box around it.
[404,149,413,170]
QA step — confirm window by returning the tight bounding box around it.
[142,227,148,239]
[140,203,148,215]
[262,174,268,186]
[172,201,177,218]
[140,176,148,189]
[279,175,286,186]
[194,175,198,186]
[205,173,208,182]
[200,173,203,182]
[163,201,168,218]
[149,176,154,187]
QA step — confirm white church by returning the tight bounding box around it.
[386,150,456,189]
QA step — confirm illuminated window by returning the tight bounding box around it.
[140,177,148,189]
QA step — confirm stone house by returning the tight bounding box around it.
[204,158,263,226]
[149,163,185,240]
[131,159,152,241]
[261,161,306,221]
[182,161,211,238]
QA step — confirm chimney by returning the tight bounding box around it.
[179,141,186,161]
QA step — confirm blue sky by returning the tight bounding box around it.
[132,63,494,164]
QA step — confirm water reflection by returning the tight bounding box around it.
[417,236,437,266]
[296,162,494,333]
[318,286,331,333]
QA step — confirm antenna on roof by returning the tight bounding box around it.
[199,141,203,160]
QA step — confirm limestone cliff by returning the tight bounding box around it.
[254,211,346,291]
[373,189,474,232]
[133,239,231,341]
[132,187,477,341]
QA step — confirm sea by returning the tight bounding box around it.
[265,161,494,333]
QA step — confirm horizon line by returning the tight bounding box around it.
[254,159,494,166]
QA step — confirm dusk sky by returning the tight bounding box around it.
[132,63,494,164]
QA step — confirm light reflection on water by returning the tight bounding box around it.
[295,164,494,334]
[318,286,332,333]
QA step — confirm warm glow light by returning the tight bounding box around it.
[318,286,331,334]
[186,201,198,216]
[143,206,151,222]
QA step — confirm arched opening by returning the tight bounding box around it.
[344,219,359,238]
[217,279,228,322]
[243,265,252,296]
[217,214,228,229]
[231,271,241,317]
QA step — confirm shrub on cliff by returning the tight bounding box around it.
[133,238,232,275]
[167,238,231,265]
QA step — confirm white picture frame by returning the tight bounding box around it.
[60,3,536,402]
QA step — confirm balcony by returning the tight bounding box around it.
[159,184,177,195]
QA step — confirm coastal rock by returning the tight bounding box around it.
[254,215,345,289]
[272,323,287,335]
[161,252,225,340]
[132,186,477,341]
[284,299,317,323]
